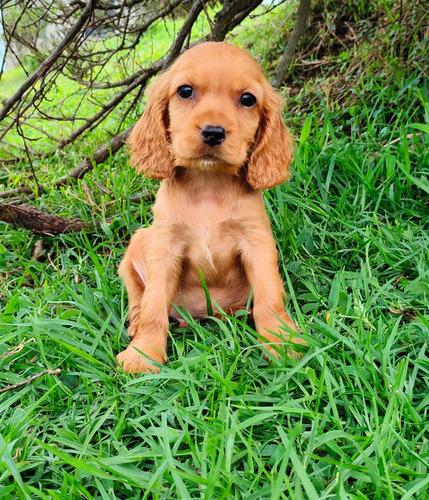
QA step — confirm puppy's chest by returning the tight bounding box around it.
[188,221,235,263]
[185,204,241,274]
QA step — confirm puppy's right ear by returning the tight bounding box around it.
[127,71,175,179]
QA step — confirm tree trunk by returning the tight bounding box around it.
[272,0,311,88]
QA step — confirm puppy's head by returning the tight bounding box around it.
[128,42,293,189]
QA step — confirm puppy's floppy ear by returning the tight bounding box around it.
[246,84,293,190]
[127,71,174,179]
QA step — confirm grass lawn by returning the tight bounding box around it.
[0,2,428,499]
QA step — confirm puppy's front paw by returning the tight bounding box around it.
[116,341,167,373]
[259,314,306,360]
[262,333,306,360]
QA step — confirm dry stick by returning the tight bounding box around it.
[0,338,36,360]
[0,185,42,200]
[271,0,312,88]
[201,0,215,39]
[384,132,422,147]
[0,368,61,395]
[1,139,38,155]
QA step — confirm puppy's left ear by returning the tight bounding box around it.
[127,70,175,179]
[246,84,293,190]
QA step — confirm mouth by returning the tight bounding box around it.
[178,152,227,168]
[175,151,240,174]
[197,154,223,169]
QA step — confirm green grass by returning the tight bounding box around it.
[1,2,428,499]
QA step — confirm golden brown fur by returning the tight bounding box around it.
[116,42,304,373]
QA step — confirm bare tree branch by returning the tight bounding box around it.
[163,0,204,68]
[213,0,263,41]
[0,186,39,200]
[56,64,161,149]
[272,0,312,88]
[0,0,98,121]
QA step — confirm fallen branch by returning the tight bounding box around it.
[384,132,422,147]
[0,368,61,395]
[0,189,155,235]
[0,203,88,235]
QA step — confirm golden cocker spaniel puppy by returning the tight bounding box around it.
[116,42,304,373]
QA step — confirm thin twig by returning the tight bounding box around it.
[384,132,422,147]
[0,368,61,394]
[0,338,36,360]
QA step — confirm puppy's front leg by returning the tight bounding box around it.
[239,228,305,358]
[117,228,186,373]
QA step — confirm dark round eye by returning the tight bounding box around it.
[239,93,256,108]
[177,85,194,99]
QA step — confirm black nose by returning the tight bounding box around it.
[201,125,226,147]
